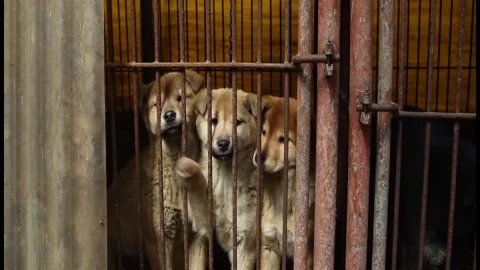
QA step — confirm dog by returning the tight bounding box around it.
[252,95,315,270]
[175,88,260,270]
[107,70,204,270]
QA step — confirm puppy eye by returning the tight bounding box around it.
[177,95,182,102]
[212,117,218,126]
[236,120,244,126]
[262,130,266,136]
[279,136,285,143]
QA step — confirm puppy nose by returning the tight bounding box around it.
[164,110,176,122]
[254,152,267,162]
[217,140,230,152]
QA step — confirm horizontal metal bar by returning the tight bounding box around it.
[397,111,476,120]
[291,54,340,64]
[356,103,400,112]
[105,61,299,71]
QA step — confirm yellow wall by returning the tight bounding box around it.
[105,0,476,112]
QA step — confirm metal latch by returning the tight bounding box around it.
[324,40,334,77]
[358,89,371,125]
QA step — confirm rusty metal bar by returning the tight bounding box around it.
[371,0,394,266]
[106,61,298,71]
[397,111,476,120]
[205,0,214,268]
[292,54,340,64]
[391,0,407,266]
[153,0,166,267]
[282,0,292,268]
[294,0,313,268]
[130,0,144,267]
[314,0,340,267]
[255,0,263,267]
[417,0,437,266]
[345,0,373,266]
[231,0,238,268]
[445,0,467,266]
[177,0,190,268]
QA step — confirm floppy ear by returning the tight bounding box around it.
[185,69,204,93]
[194,88,209,116]
[243,92,260,117]
[260,95,275,119]
[138,81,154,109]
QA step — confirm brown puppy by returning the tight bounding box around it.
[107,70,204,270]
[175,88,260,270]
[253,95,315,270]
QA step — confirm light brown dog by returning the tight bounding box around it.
[175,88,260,270]
[107,70,204,270]
[253,95,315,270]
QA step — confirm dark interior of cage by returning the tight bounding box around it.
[104,0,476,268]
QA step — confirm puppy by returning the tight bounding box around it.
[107,70,204,270]
[253,95,315,270]
[175,88,259,270]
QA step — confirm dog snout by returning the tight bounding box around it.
[254,152,267,163]
[164,110,176,123]
[217,139,230,152]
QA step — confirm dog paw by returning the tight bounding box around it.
[175,157,201,188]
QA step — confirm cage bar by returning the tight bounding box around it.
[153,0,166,267]
[205,0,215,269]
[445,0,467,266]
[371,0,394,267]
[282,0,292,268]
[129,0,144,267]
[417,0,437,266]
[177,0,191,268]
[255,0,264,267]
[391,0,407,267]
[313,0,340,267]
[231,0,238,268]
[345,0,373,267]
[294,0,313,268]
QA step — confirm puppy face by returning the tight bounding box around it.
[253,96,297,174]
[194,88,258,162]
[139,70,204,140]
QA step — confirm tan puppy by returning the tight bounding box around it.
[175,88,259,270]
[107,70,204,270]
[253,95,315,270]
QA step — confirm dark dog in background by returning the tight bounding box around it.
[380,107,477,269]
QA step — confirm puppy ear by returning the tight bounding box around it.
[194,88,209,116]
[260,95,275,119]
[185,69,204,93]
[138,81,154,109]
[243,92,259,117]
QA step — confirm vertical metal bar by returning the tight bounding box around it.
[445,0,466,266]
[130,0,144,267]
[444,0,455,112]
[281,0,291,268]
[116,0,126,111]
[178,0,190,268]
[124,0,132,110]
[417,0,436,266]
[391,0,407,266]
[346,0,373,267]
[294,0,313,268]
[269,0,273,95]
[205,0,214,268]
[212,0,217,87]
[465,0,475,112]
[255,0,263,267]
[231,0,238,268]
[371,0,394,267]
[314,0,340,267]
[153,0,166,267]
[414,0,422,108]
[474,232,477,270]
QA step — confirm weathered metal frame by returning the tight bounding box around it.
[4,0,107,269]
